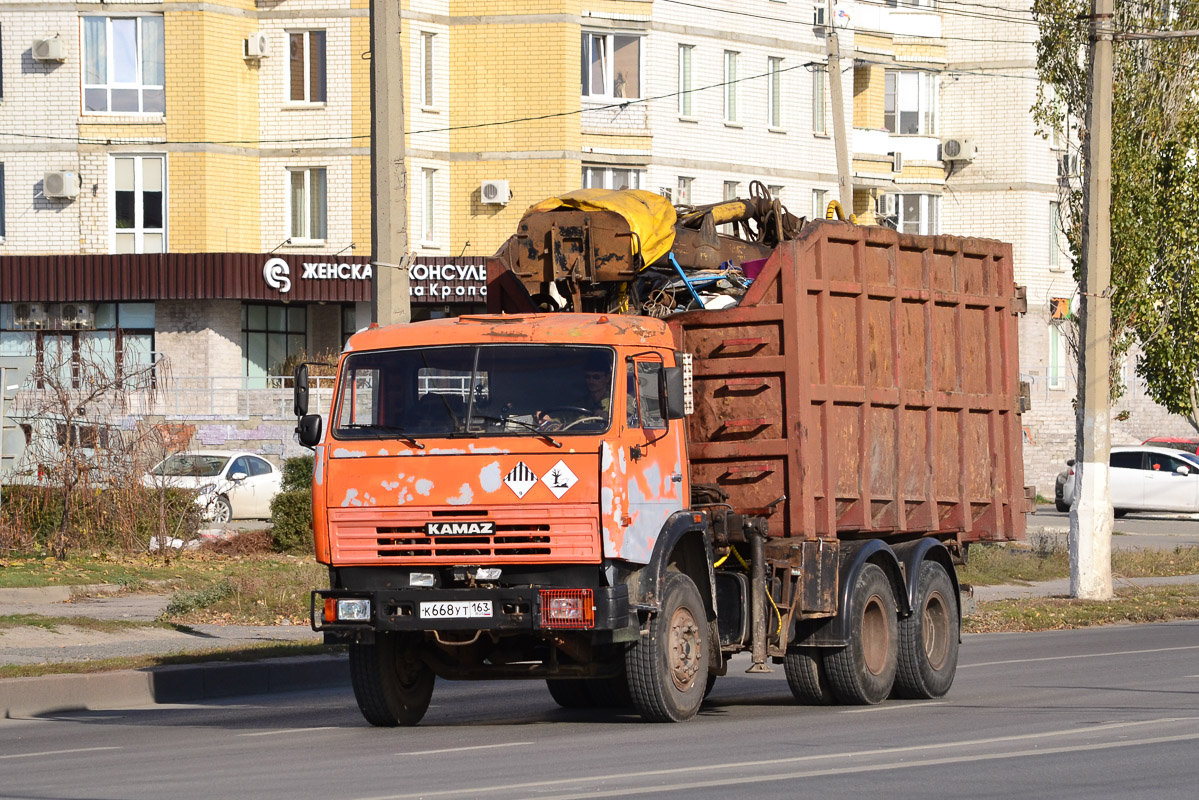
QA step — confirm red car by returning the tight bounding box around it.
[1142,436,1199,455]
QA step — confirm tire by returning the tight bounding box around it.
[893,561,960,699]
[626,570,710,722]
[1114,509,1129,519]
[586,671,633,708]
[546,678,592,709]
[825,563,899,705]
[784,646,835,705]
[1055,498,1069,513]
[349,632,435,726]
[211,495,233,524]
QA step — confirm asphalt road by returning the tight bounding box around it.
[3,622,1198,799]
[1031,505,1199,550]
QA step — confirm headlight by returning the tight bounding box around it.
[335,598,371,622]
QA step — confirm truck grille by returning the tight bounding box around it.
[328,504,601,564]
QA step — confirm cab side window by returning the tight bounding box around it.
[628,360,666,430]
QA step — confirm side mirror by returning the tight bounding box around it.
[1066,458,1075,467]
[297,414,323,448]
[662,366,687,420]
[229,471,248,482]
[293,363,310,417]
[1176,465,1191,476]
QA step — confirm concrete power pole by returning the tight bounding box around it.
[370,0,411,326]
[1070,0,1115,600]
[826,0,853,212]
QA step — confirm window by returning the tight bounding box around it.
[768,184,784,201]
[0,303,155,388]
[243,304,306,385]
[768,57,783,128]
[884,71,936,135]
[420,32,435,108]
[1048,324,1067,390]
[112,155,165,254]
[678,45,693,116]
[421,167,436,245]
[1110,450,1142,470]
[582,166,643,190]
[677,176,694,205]
[289,30,326,103]
[880,193,938,235]
[631,361,667,429]
[289,167,327,241]
[723,181,739,202]
[724,51,739,123]
[1049,201,1064,272]
[812,188,827,220]
[82,16,165,113]
[1,163,5,239]
[581,32,641,99]
[812,66,827,133]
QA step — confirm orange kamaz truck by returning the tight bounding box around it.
[295,188,1030,726]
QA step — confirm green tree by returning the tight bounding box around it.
[1032,0,1199,424]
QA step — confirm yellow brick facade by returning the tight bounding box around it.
[853,66,885,130]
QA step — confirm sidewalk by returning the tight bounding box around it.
[4,571,1199,719]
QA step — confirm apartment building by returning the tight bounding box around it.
[1,0,1190,483]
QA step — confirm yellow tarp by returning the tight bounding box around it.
[524,189,677,269]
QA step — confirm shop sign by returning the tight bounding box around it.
[262,256,487,301]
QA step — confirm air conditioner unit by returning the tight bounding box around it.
[877,194,898,218]
[480,180,510,205]
[1057,152,1081,178]
[941,137,977,162]
[59,303,95,330]
[14,303,48,330]
[43,171,79,200]
[891,151,904,173]
[243,32,271,60]
[32,36,67,63]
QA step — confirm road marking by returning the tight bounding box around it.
[539,731,1199,800]
[238,726,338,737]
[841,701,945,714]
[353,718,1194,800]
[963,643,1199,669]
[397,742,532,756]
[0,747,120,760]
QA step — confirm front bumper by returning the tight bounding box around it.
[312,584,630,633]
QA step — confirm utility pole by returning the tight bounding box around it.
[370,0,410,326]
[826,0,853,213]
[1070,0,1114,600]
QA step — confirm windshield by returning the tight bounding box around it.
[333,344,615,439]
[153,454,230,477]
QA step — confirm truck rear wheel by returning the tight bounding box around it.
[825,563,898,705]
[784,646,835,705]
[626,570,710,722]
[349,632,435,726]
[894,560,959,699]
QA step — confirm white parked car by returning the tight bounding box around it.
[144,451,283,523]
[1061,445,1199,517]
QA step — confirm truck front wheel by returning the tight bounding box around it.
[825,563,898,705]
[626,570,710,722]
[349,632,435,726]
[893,560,959,699]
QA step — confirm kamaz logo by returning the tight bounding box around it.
[426,521,495,536]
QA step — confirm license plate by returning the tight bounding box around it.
[420,600,492,619]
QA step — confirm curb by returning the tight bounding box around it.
[1,653,349,719]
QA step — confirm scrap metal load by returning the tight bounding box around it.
[487,182,807,316]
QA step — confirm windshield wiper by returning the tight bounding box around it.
[470,415,562,449]
[340,424,425,450]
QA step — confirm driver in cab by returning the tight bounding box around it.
[535,354,612,432]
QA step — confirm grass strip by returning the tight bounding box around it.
[0,614,167,634]
[965,584,1199,633]
[0,642,343,680]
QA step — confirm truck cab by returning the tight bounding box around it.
[301,313,707,724]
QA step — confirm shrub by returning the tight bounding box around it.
[271,456,314,554]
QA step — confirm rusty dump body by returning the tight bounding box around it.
[672,220,1028,547]
[493,218,1029,549]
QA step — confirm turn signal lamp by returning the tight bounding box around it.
[539,589,594,629]
[326,597,371,622]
